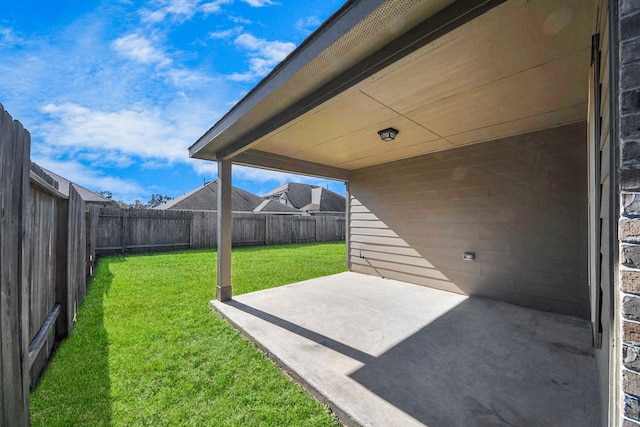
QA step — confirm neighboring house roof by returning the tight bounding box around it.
[34,163,114,204]
[154,180,301,214]
[263,182,345,213]
[253,199,301,214]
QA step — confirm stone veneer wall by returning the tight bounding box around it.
[618,0,640,425]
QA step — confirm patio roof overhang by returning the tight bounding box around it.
[189,0,594,181]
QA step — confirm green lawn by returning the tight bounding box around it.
[31,242,346,426]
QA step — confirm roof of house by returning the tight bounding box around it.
[189,0,593,179]
[263,182,345,212]
[34,163,114,204]
[154,180,300,213]
[253,199,302,214]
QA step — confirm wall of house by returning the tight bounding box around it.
[349,122,589,319]
[589,0,614,424]
[616,0,640,425]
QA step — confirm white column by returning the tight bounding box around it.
[217,159,232,301]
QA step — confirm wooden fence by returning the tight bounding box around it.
[0,103,345,425]
[1,105,92,425]
[92,208,345,255]
[1,104,31,425]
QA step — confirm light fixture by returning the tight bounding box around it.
[378,127,399,142]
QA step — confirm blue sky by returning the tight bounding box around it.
[0,0,346,202]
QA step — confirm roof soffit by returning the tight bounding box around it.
[190,0,473,160]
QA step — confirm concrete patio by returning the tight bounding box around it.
[211,272,600,426]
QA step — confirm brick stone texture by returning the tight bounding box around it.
[625,370,640,397]
[625,418,640,427]
[623,245,640,268]
[622,114,640,140]
[622,0,640,17]
[621,10,640,43]
[623,90,640,115]
[627,392,640,420]
[624,321,640,343]
[626,344,640,371]
[622,63,640,92]
[622,219,640,241]
[625,39,640,70]
[624,193,640,216]
[623,141,640,165]
[622,170,640,191]
[623,270,640,295]
[625,296,640,321]
[621,2,640,426]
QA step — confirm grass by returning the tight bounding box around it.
[30,242,346,426]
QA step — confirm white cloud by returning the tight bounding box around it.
[0,27,25,46]
[140,0,200,23]
[164,68,215,87]
[140,0,233,22]
[228,15,252,24]
[192,159,218,176]
[111,33,172,67]
[296,16,322,34]
[228,33,295,81]
[208,28,239,39]
[201,0,233,14]
[40,102,189,163]
[241,0,276,6]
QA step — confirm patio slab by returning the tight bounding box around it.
[211,272,599,426]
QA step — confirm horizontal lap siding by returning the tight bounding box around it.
[350,123,589,318]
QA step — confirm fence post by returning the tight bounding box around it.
[0,104,31,425]
[292,217,297,243]
[121,209,127,254]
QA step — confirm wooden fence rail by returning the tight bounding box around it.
[92,208,345,255]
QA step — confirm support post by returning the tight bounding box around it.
[217,159,232,301]
[345,182,351,271]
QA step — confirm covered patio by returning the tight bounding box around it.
[212,272,600,426]
[192,0,611,424]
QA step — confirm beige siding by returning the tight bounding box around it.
[591,1,612,424]
[349,123,588,318]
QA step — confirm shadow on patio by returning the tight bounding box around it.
[212,272,599,427]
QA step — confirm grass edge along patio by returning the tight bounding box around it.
[30,243,346,426]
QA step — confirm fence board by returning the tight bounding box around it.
[233,213,266,246]
[191,210,217,248]
[28,184,59,387]
[86,206,99,278]
[67,185,86,332]
[0,103,31,425]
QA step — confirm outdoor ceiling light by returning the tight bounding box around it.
[378,127,399,142]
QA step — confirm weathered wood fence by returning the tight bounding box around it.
[1,104,31,426]
[1,105,94,425]
[0,103,346,424]
[28,164,89,390]
[93,208,345,255]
